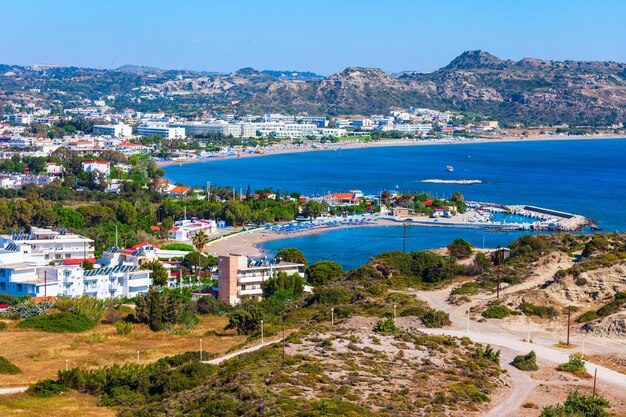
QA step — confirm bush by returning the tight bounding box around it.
[306,261,343,286]
[56,296,106,322]
[421,309,451,328]
[373,318,398,334]
[196,296,226,315]
[86,332,107,345]
[518,302,558,319]
[577,311,598,323]
[557,355,587,375]
[482,304,514,319]
[513,351,539,371]
[540,391,610,417]
[276,248,307,266]
[448,239,472,259]
[474,345,501,363]
[116,321,133,335]
[17,312,96,333]
[0,321,6,331]
[0,356,21,374]
[399,305,429,317]
[28,379,68,398]
[1,300,54,319]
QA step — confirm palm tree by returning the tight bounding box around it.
[192,231,210,279]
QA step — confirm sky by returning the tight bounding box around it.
[2,0,626,75]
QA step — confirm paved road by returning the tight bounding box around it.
[0,386,28,395]
[202,337,283,365]
[484,348,534,417]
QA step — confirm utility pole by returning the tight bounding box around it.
[260,320,264,343]
[496,248,501,299]
[136,350,140,364]
[593,368,597,396]
[393,304,397,323]
[402,223,407,253]
[282,325,286,366]
[206,181,210,201]
[331,307,334,326]
[567,305,571,346]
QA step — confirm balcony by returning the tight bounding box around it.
[238,276,265,284]
[239,288,263,296]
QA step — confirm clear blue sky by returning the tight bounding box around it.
[2,0,625,74]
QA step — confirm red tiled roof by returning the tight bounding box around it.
[128,241,160,250]
[170,185,190,194]
[63,258,97,265]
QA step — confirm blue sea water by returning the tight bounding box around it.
[165,139,626,268]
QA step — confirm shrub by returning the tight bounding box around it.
[56,296,106,322]
[421,309,451,328]
[27,379,68,398]
[196,296,226,315]
[0,321,6,331]
[399,305,429,317]
[85,332,107,345]
[474,345,501,363]
[557,355,587,375]
[577,310,598,323]
[276,248,307,266]
[447,239,472,259]
[540,391,610,417]
[482,304,514,319]
[451,281,479,296]
[17,312,96,333]
[0,356,21,374]
[373,318,398,334]
[2,300,54,319]
[306,261,343,286]
[513,351,539,371]
[518,302,558,319]
[116,321,133,335]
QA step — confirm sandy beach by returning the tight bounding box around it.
[157,134,624,168]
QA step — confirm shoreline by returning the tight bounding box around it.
[157,134,624,168]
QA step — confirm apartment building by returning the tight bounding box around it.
[93,123,133,138]
[217,254,304,305]
[137,123,185,139]
[0,227,95,264]
[169,219,217,241]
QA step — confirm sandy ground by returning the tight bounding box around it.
[157,134,625,168]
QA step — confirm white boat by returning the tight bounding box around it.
[446,165,454,172]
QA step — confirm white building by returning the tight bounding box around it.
[82,160,110,175]
[0,227,95,264]
[169,219,217,241]
[93,123,132,138]
[137,123,186,139]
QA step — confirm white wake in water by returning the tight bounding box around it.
[420,179,483,184]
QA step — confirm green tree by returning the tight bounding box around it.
[225,305,263,335]
[264,271,304,298]
[192,232,210,277]
[306,261,343,286]
[447,238,472,259]
[276,248,307,266]
[303,200,324,219]
[141,260,169,287]
[160,217,174,239]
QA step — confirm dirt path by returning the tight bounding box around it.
[202,336,284,365]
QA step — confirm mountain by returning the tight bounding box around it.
[2,52,626,125]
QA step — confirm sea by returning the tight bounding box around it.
[164,138,626,269]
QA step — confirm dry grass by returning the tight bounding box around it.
[0,391,116,417]
[0,315,244,387]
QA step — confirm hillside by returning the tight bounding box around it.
[3,50,626,124]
